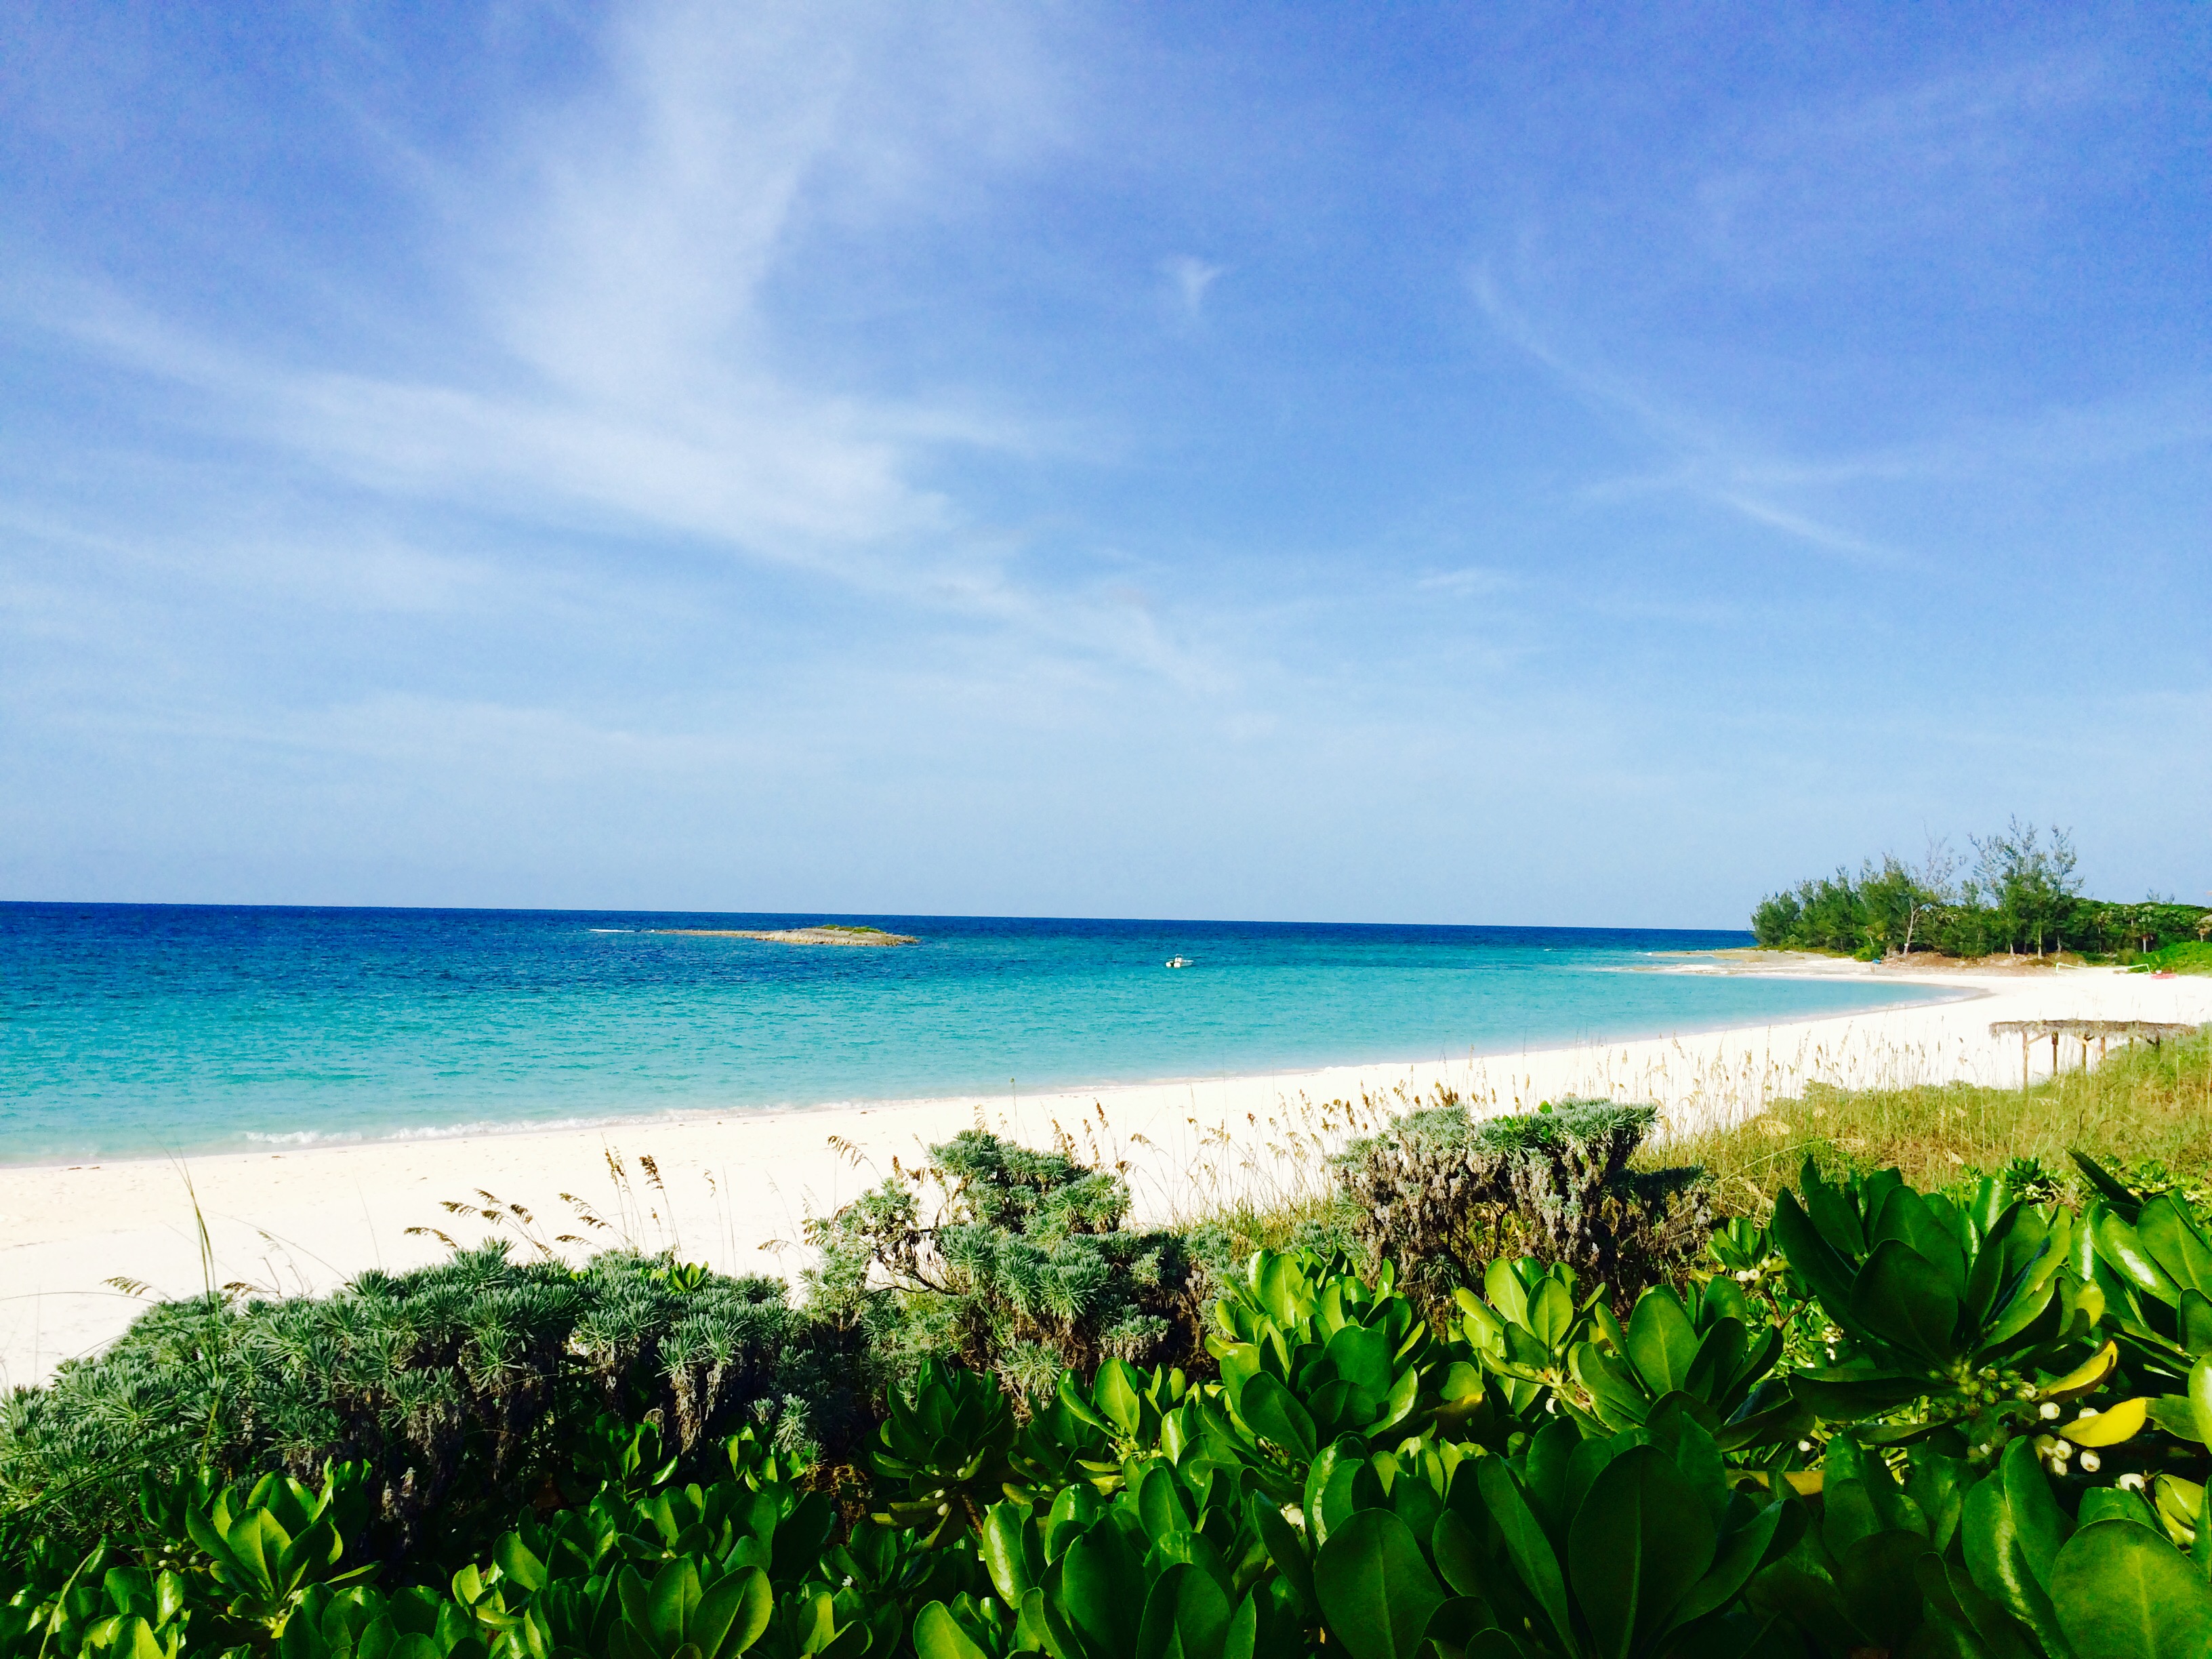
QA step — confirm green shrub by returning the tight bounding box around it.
[0,1245,861,1561]
[1332,1094,1711,1315]
[18,1139,2212,1658]
[800,1131,1205,1394]
[17,1193,2212,1659]
[2133,941,2212,975]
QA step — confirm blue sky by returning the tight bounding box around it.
[2,3,2206,926]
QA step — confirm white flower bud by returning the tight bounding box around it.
[2078,1452,2101,1473]
[2039,1402,2061,1420]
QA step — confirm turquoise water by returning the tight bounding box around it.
[0,904,1946,1162]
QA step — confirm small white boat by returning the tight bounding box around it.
[1164,956,1193,968]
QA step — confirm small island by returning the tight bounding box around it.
[651,924,919,947]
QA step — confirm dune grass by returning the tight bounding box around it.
[2137,940,2212,975]
[1648,1024,2212,1218]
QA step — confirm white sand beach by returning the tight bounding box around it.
[3,960,2207,1389]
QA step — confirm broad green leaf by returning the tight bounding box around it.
[1769,1192,1866,1341]
[1784,1366,1935,1421]
[1025,1586,1074,1659]
[1801,1158,1868,1256]
[1312,1510,1446,1659]
[1572,1345,1651,1428]
[1869,1186,1969,1296]
[1963,1459,2070,1656]
[1139,1466,1191,1538]
[1065,1523,1146,1659]
[1528,1281,1576,1352]
[1250,1494,1316,1616]
[1624,1292,1700,1396]
[1918,1557,2038,1659]
[1568,1446,1717,1659]
[492,1535,546,1595]
[1240,1374,1317,1463]
[1483,1263,1530,1330]
[1647,1404,1729,1532]
[1666,1496,1784,1631]
[2094,1210,2179,1303]
[2051,1518,2212,1659]
[1421,1596,1502,1656]
[647,1559,699,1651]
[1326,1325,1395,1399]
[2139,1198,2212,1297]
[1393,1467,1442,1543]
[1307,1437,1380,1547]
[1475,1456,1571,1650]
[1305,1380,1364,1439]
[984,1502,1041,1603]
[2077,1490,2158,1531]
[1964,1202,2036,1326]
[1893,1465,1957,1559]
[1259,1256,1303,1328]
[1136,1563,1232,1659]
[1849,1242,1962,1365]
[1059,1368,1114,1432]
[1834,1530,1933,1650]
[1048,1486,1104,1561]
[1521,1420,1582,1544]
[699,1570,771,1659]
[912,1603,988,1659]
[1682,1319,1749,1410]
[1999,1435,2072,1584]
[1371,1361,1422,1436]
[1098,1361,1145,1439]
[1561,1435,1620,1533]
[1432,1511,1491,1601]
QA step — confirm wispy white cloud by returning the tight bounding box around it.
[1415,565,1520,598]
[13,5,1074,596]
[1689,53,2111,281]
[1470,268,1906,566]
[1160,255,1225,319]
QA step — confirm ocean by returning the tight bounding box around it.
[0,903,1945,1163]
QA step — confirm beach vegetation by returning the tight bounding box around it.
[2131,940,2212,975]
[1750,820,2208,960]
[1331,1096,1710,1317]
[801,1130,1207,1398]
[9,1031,2212,1656]
[16,1136,2212,1657]
[0,1247,864,1563]
[1650,1023,2212,1219]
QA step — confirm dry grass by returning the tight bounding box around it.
[1649,1025,2212,1219]
[407,1025,2212,1293]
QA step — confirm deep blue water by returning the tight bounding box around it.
[0,904,1944,1162]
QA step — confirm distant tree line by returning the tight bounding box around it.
[1751,818,2211,959]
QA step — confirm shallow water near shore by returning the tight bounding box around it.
[0,903,1948,1162]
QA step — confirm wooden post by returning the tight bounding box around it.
[2051,1033,2060,1081]
[2022,1031,2030,1090]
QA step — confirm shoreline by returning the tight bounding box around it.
[2,962,2206,1387]
[0,958,1963,1174]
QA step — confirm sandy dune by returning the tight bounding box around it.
[3,961,2206,1389]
